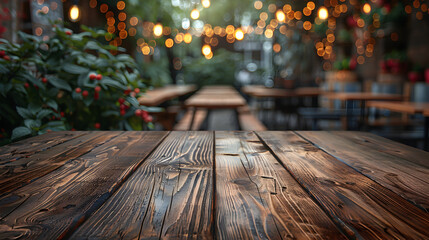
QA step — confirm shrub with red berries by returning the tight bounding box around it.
[0,23,156,144]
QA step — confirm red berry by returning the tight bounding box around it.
[94,86,101,92]
[3,55,10,61]
[96,74,102,80]
[135,109,142,116]
[75,87,82,93]
[71,128,76,131]
[118,98,125,104]
[94,92,99,100]
[120,109,126,116]
[82,90,89,97]
[141,110,148,118]
[120,104,126,110]
[94,123,101,129]
[65,30,72,35]
[89,73,97,80]
[42,77,48,83]
[134,88,140,93]
[60,112,65,117]
[0,50,5,57]
[33,84,39,90]
[144,115,153,123]
[24,83,30,88]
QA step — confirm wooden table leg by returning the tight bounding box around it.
[188,108,196,130]
[424,116,428,151]
[359,100,366,130]
[345,100,353,130]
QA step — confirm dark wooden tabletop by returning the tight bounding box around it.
[0,131,428,239]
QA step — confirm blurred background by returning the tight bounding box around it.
[1,0,429,149]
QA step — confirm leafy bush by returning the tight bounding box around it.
[0,25,157,144]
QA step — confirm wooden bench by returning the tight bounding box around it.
[237,106,267,131]
[174,108,208,130]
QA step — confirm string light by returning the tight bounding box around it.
[202,0,210,8]
[318,6,328,20]
[153,23,163,37]
[235,28,244,40]
[363,3,371,14]
[276,10,286,22]
[202,44,212,56]
[191,9,200,20]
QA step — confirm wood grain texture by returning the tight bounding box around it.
[257,131,429,239]
[71,131,214,239]
[0,132,120,195]
[215,131,346,240]
[298,131,429,211]
[0,131,167,239]
[0,131,87,165]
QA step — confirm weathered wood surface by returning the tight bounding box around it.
[72,131,214,239]
[215,131,346,239]
[0,131,167,239]
[0,130,428,239]
[298,131,429,211]
[0,131,120,195]
[257,131,429,239]
[0,131,86,165]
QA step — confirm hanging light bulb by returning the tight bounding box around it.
[318,6,328,20]
[201,0,210,8]
[153,23,163,37]
[191,9,200,20]
[69,5,81,22]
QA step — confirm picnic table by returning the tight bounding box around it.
[184,86,247,130]
[324,92,403,129]
[0,131,428,239]
[367,101,429,149]
[138,84,196,106]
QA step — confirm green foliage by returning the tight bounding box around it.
[0,24,155,144]
[182,49,242,87]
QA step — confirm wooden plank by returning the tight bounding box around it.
[298,131,429,211]
[71,131,214,239]
[0,131,87,165]
[0,131,168,239]
[0,131,121,195]
[257,131,429,239]
[215,131,346,239]
[174,108,208,131]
